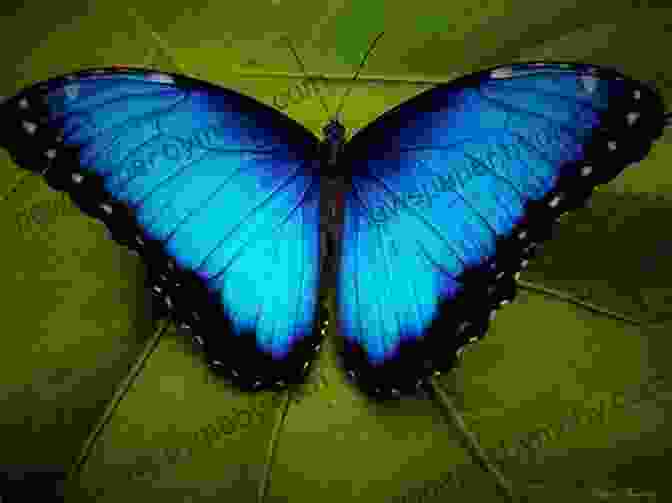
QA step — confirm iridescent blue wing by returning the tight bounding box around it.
[1,68,324,389]
[337,62,667,396]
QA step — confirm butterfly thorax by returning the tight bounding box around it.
[321,118,347,174]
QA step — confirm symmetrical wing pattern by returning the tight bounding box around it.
[1,62,667,398]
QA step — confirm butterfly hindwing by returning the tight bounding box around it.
[337,62,666,396]
[1,68,324,389]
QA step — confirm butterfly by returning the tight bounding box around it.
[1,58,668,399]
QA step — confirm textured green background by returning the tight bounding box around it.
[0,1,671,502]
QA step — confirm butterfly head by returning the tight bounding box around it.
[323,114,346,144]
[322,114,347,173]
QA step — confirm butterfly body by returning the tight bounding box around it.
[1,63,667,398]
[321,118,347,170]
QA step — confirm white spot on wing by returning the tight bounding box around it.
[491,67,514,79]
[626,112,640,125]
[147,73,174,84]
[634,89,641,100]
[581,165,593,177]
[64,84,79,100]
[549,196,561,208]
[608,141,617,151]
[45,149,56,159]
[22,121,37,134]
[18,98,29,109]
[580,75,598,94]
[72,173,83,183]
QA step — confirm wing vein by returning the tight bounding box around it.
[209,168,315,281]
[364,170,467,267]
[477,91,586,137]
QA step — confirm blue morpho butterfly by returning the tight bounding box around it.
[1,39,669,401]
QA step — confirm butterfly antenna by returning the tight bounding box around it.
[334,31,385,120]
[282,36,331,116]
